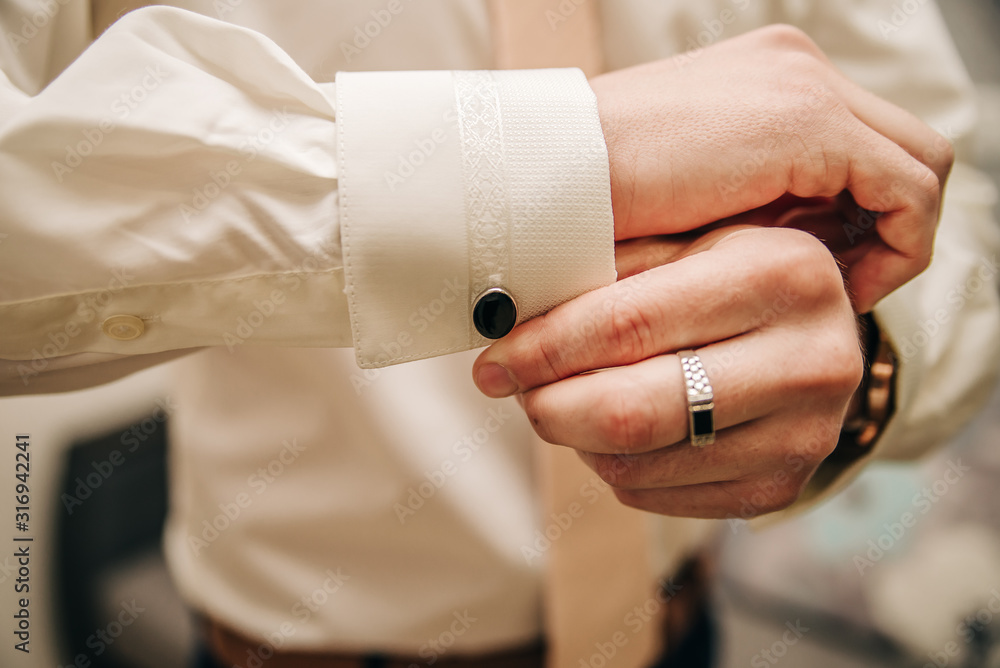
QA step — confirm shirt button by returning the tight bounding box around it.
[473,288,517,339]
[101,315,145,341]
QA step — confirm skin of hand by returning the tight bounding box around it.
[593,24,954,313]
[473,223,863,518]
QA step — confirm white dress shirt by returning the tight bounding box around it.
[1,0,998,656]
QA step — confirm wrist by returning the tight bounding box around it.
[590,77,636,241]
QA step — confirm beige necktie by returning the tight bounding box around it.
[487,3,663,667]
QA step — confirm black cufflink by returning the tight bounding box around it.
[472,287,518,339]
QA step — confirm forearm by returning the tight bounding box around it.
[0,7,617,394]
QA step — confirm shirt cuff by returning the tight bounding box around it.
[335,68,616,368]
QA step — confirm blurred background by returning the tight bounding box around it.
[0,1,998,667]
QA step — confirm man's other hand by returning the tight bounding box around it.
[473,226,862,519]
[593,24,953,312]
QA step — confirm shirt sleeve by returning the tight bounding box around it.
[0,5,616,394]
[336,68,615,367]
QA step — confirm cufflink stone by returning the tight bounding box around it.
[472,288,517,339]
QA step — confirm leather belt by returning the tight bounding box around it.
[205,619,546,668]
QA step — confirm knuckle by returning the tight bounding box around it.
[531,316,575,381]
[772,224,826,265]
[932,136,955,173]
[760,486,801,514]
[776,93,852,193]
[779,52,827,83]
[911,160,942,200]
[612,488,649,512]
[789,421,842,464]
[732,478,802,517]
[798,243,844,299]
[833,338,865,396]
[788,328,863,400]
[768,73,838,118]
[521,392,558,445]
[594,382,656,453]
[919,130,955,179]
[912,163,943,227]
[819,358,864,403]
[599,292,660,364]
[591,453,641,489]
[765,229,843,300]
[756,24,824,58]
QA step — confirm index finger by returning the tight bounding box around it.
[472,227,835,396]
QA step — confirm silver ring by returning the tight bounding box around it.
[679,350,715,447]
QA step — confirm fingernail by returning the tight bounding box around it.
[476,363,518,398]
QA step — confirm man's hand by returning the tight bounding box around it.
[593,24,953,312]
[472,226,862,519]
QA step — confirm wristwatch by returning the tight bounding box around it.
[837,312,898,456]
